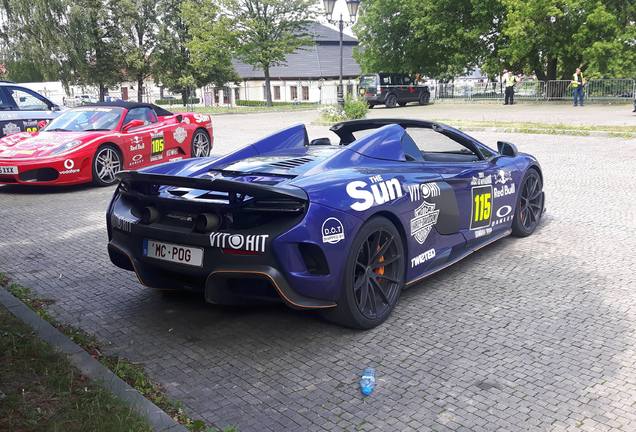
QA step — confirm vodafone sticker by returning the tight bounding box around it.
[60,159,80,175]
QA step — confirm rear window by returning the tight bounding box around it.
[359,75,378,87]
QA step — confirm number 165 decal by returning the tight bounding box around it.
[470,185,492,230]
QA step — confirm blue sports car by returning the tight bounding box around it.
[106,119,544,329]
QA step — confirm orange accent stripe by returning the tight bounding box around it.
[209,270,336,310]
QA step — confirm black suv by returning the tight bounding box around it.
[0,81,62,138]
[359,73,430,108]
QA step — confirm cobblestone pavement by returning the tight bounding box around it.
[1,113,636,431]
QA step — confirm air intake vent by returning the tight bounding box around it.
[268,157,314,170]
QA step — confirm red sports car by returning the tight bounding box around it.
[0,101,213,186]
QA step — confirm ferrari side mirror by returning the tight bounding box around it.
[176,114,183,123]
[122,119,145,132]
[497,141,518,157]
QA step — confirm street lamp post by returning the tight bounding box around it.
[322,0,360,110]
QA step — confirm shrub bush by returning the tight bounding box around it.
[236,99,318,107]
[344,97,369,119]
[320,105,347,123]
[155,98,200,105]
[320,96,368,123]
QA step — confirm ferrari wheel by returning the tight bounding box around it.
[385,94,398,108]
[92,144,122,186]
[323,216,405,329]
[512,169,544,237]
[191,129,211,158]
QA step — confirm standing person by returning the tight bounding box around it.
[571,67,585,107]
[503,70,518,105]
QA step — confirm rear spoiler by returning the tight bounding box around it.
[115,171,308,211]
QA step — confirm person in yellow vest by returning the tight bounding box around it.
[571,67,586,107]
[503,70,518,105]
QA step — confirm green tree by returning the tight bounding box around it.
[575,2,636,78]
[220,0,316,106]
[66,0,127,100]
[182,0,239,90]
[354,0,635,82]
[3,60,46,83]
[153,0,202,105]
[0,0,67,81]
[121,0,159,102]
[354,0,501,79]
[0,0,127,99]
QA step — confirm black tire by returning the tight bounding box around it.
[398,102,407,107]
[367,103,375,109]
[92,144,122,186]
[191,128,212,158]
[418,92,430,105]
[385,94,398,108]
[322,216,405,329]
[511,168,544,237]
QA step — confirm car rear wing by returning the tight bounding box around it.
[115,171,308,214]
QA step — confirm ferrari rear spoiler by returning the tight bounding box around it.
[115,171,308,213]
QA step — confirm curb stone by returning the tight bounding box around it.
[0,288,188,432]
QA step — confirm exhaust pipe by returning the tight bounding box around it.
[194,213,220,233]
[140,206,160,224]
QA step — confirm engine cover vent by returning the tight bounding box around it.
[268,157,314,170]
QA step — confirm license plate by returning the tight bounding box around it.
[0,166,18,175]
[143,239,203,267]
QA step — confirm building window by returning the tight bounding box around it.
[290,85,298,100]
[273,86,281,100]
[302,86,309,101]
[234,88,240,101]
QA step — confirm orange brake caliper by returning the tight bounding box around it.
[374,249,385,276]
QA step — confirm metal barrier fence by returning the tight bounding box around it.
[434,79,635,103]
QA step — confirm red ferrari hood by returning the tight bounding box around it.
[0,131,101,159]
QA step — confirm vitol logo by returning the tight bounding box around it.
[346,175,403,212]
[209,232,269,253]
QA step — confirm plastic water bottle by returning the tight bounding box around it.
[360,368,376,396]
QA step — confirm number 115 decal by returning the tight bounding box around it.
[471,185,492,230]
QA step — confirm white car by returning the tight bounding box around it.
[0,81,62,138]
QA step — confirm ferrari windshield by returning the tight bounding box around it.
[44,107,123,132]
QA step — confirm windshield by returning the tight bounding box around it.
[359,75,378,87]
[44,107,123,132]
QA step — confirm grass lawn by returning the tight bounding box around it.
[1,274,236,432]
[0,305,152,432]
[159,104,319,115]
[432,119,636,133]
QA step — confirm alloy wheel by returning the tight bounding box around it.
[518,171,543,230]
[193,131,210,157]
[353,229,402,320]
[95,147,121,184]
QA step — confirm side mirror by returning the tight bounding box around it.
[122,119,145,132]
[51,104,62,112]
[175,114,183,123]
[497,141,518,157]
[309,137,331,146]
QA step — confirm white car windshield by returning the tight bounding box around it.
[44,107,123,132]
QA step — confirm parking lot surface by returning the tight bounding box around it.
[1,107,636,431]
